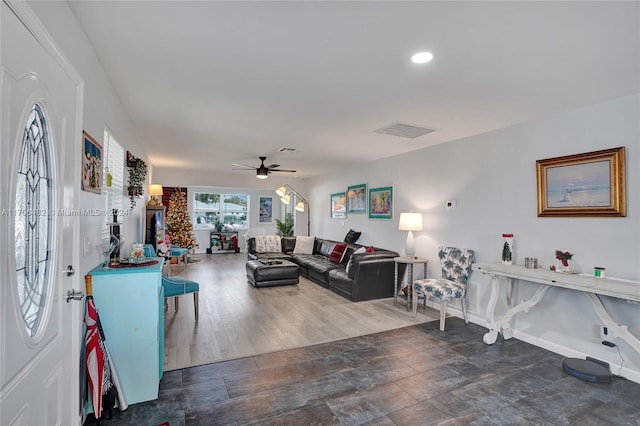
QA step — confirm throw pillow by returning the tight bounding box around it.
[330,243,348,263]
[255,235,282,253]
[365,246,375,253]
[345,247,366,275]
[343,229,362,244]
[293,236,315,254]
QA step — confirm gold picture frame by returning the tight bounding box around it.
[536,147,626,217]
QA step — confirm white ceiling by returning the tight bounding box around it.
[67,1,639,179]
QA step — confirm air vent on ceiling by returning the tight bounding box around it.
[278,147,297,153]
[373,122,438,139]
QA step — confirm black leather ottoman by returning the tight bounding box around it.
[246,260,299,287]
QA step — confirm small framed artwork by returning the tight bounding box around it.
[259,196,273,222]
[369,186,393,220]
[81,130,102,194]
[536,147,626,217]
[330,192,347,219]
[347,183,367,214]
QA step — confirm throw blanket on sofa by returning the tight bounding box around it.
[254,235,282,253]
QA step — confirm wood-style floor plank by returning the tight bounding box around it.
[163,253,438,371]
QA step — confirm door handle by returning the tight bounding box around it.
[66,289,84,302]
[61,265,75,277]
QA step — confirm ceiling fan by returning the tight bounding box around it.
[232,156,296,179]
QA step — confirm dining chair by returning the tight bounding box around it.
[413,246,475,331]
[162,276,200,321]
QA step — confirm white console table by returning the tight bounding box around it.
[472,262,640,356]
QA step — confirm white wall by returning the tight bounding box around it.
[307,94,640,382]
[28,1,152,277]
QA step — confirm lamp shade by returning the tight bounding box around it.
[295,201,305,212]
[280,194,291,205]
[398,212,423,231]
[149,184,163,196]
[275,186,287,197]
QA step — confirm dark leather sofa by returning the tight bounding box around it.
[247,236,405,302]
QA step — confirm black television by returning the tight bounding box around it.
[145,210,164,248]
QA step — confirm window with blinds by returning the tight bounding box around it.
[102,127,124,241]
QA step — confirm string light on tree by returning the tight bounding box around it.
[166,189,198,251]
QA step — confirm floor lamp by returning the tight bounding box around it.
[275,185,310,236]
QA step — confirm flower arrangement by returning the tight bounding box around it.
[555,250,573,267]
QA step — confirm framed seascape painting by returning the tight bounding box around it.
[347,183,367,214]
[536,147,626,217]
[81,130,102,194]
[259,196,273,222]
[330,192,347,219]
[369,186,393,220]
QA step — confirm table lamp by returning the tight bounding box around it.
[398,212,423,258]
[148,184,163,206]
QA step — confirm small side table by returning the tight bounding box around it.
[394,257,428,310]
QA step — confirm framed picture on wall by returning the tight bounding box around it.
[259,196,273,222]
[330,192,347,219]
[536,147,626,217]
[368,186,393,220]
[347,183,367,214]
[81,130,102,194]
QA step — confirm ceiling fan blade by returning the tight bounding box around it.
[232,162,257,169]
[266,164,280,169]
[232,168,255,171]
[270,169,296,173]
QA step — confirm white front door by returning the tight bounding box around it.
[1,2,83,425]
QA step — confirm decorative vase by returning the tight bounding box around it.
[556,258,574,273]
[501,233,514,265]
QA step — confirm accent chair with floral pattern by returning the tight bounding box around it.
[413,246,475,331]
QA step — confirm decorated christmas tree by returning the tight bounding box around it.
[166,189,198,250]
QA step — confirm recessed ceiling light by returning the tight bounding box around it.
[411,51,434,64]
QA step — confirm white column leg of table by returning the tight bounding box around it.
[394,262,399,305]
[483,274,502,344]
[586,293,640,355]
[406,263,414,311]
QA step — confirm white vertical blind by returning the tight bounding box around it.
[102,127,124,240]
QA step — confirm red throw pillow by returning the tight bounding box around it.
[365,246,375,253]
[330,243,348,263]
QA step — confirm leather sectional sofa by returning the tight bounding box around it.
[247,236,405,302]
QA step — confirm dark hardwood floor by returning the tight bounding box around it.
[97,318,640,425]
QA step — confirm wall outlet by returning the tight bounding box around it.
[446,200,457,210]
[600,325,614,343]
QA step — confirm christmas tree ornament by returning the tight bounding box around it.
[166,189,198,252]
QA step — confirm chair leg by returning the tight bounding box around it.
[439,300,447,331]
[194,292,199,322]
[461,297,469,324]
[174,296,179,311]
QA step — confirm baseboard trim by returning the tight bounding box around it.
[416,300,640,385]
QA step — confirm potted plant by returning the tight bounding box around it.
[213,216,223,232]
[275,213,294,237]
[126,152,148,210]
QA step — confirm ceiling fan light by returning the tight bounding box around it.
[281,194,291,205]
[295,201,305,212]
[256,168,268,179]
[275,186,287,197]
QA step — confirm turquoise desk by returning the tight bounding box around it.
[89,259,164,406]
